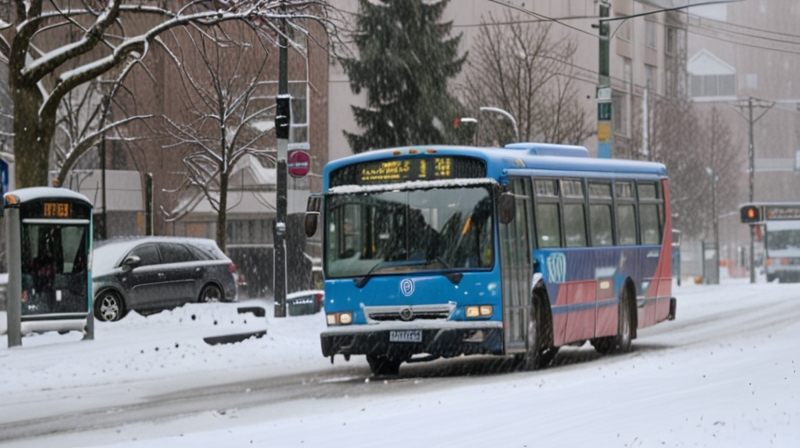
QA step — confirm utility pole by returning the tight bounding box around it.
[273,8,290,318]
[747,98,755,284]
[596,1,613,158]
[737,97,773,284]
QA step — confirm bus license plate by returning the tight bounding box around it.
[389,330,422,343]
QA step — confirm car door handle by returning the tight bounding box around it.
[158,273,166,278]
[195,267,203,272]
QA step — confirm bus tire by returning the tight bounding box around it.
[766,274,775,283]
[94,290,126,322]
[367,355,402,376]
[516,288,557,371]
[593,284,634,354]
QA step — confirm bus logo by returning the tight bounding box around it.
[546,253,567,284]
[400,279,415,297]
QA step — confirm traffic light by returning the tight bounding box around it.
[740,204,761,223]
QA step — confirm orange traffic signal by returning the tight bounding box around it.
[740,205,761,223]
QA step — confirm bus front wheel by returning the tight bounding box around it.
[367,355,402,376]
[515,299,557,371]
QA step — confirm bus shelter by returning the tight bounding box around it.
[4,187,93,347]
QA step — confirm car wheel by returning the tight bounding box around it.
[199,284,223,303]
[94,290,125,322]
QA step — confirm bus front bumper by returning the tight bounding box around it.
[321,321,504,358]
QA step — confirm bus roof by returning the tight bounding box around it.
[323,144,667,190]
[5,187,92,205]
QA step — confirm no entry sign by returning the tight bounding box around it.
[288,150,311,178]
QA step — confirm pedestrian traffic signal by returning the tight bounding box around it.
[740,205,761,223]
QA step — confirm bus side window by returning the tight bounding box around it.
[640,204,661,244]
[617,204,637,245]
[590,205,613,246]
[564,204,587,247]
[638,181,662,245]
[534,179,561,248]
[562,180,587,248]
[615,181,637,245]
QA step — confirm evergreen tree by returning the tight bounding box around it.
[342,0,466,153]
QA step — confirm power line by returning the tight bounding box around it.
[687,10,800,41]
[486,0,598,39]
[687,27,800,56]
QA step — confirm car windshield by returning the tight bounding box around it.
[325,186,494,278]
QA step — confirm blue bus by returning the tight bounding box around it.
[306,143,676,375]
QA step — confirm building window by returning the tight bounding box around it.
[645,20,657,49]
[645,64,657,91]
[690,74,736,97]
[612,90,628,137]
[665,27,676,54]
[617,20,632,42]
[665,68,674,97]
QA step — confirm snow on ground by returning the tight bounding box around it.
[2,277,800,447]
[0,298,330,396]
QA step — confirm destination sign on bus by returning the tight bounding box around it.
[765,205,800,220]
[331,156,485,187]
[358,158,454,184]
[43,202,70,218]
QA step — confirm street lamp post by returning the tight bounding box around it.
[479,107,518,143]
[706,167,720,284]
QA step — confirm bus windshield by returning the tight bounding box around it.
[325,186,494,278]
[767,228,800,251]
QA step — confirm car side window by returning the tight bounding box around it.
[187,245,215,261]
[160,243,195,264]
[128,244,160,267]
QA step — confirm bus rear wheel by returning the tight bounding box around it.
[593,288,633,355]
[367,355,402,376]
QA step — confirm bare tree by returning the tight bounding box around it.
[160,26,276,252]
[459,11,593,147]
[0,0,342,188]
[627,92,739,238]
[701,106,740,226]
[52,60,154,186]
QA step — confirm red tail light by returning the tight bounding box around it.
[229,263,237,274]
[315,293,324,308]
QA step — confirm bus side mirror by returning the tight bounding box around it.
[498,192,515,225]
[305,195,322,237]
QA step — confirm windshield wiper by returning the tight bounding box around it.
[353,261,388,288]
[429,257,465,285]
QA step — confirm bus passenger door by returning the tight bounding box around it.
[499,177,533,353]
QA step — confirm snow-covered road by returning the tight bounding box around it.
[2,277,800,447]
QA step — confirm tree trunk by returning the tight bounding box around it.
[216,169,229,253]
[12,84,54,188]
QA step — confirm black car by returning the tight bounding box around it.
[92,237,238,322]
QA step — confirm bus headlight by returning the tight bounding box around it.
[326,312,353,325]
[466,305,493,318]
